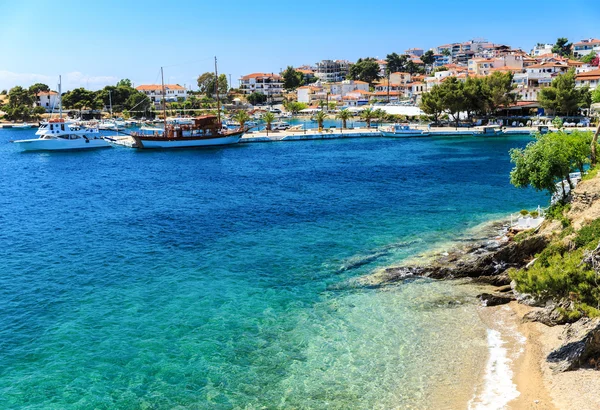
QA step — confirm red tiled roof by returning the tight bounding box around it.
[136,84,186,91]
[240,72,282,80]
[576,68,600,81]
[36,91,58,96]
[574,39,600,46]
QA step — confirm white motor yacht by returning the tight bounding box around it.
[12,119,111,151]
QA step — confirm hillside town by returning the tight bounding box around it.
[2,37,600,124]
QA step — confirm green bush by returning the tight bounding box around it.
[510,249,599,305]
[574,218,600,249]
[520,209,529,216]
[530,211,539,218]
[546,202,571,228]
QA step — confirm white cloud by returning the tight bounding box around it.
[0,70,119,92]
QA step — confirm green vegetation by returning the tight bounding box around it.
[539,69,591,116]
[232,110,251,129]
[284,101,307,114]
[360,108,376,128]
[314,110,327,130]
[509,240,600,318]
[336,109,352,129]
[197,72,228,96]
[247,92,267,106]
[262,112,275,131]
[282,66,304,90]
[509,130,600,319]
[347,57,381,85]
[419,72,517,124]
[552,37,572,57]
[510,131,594,197]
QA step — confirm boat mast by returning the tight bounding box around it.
[215,56,221,124]
[58,75,62,120]
[161,66,167,131]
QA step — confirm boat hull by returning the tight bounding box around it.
[132,132,243,149]
[380,130,429,138]
[12,138,111,151]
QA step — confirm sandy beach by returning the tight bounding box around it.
[479,302,600,410]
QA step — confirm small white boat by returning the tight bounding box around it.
[12,119,111,151]
[12,122,35,129]
[379,124,428,137]
[477,125,504,136]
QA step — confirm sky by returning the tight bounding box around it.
[1,0,599,92]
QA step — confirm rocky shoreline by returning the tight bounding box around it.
[354,194,600,408]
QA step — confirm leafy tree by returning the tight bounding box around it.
[463,77,488,119]
[116,79,133,88]
[510,132,585,198]
[315,110,327,130]
[262,111,276,131]
[247,92,267,105]
[360,107,376,128]
[282,66,303,90]
[439,77,465,127]
[385,53,408,74]
[28,83,50,95]
[581,53,597,64]
[61,87,96,110]
[336,108,352,129]
[552,38,572,57]
[197,72,214,94]
[592,87,600,104]
[125,91,152,113]
[539,69,589,115]
[442,49,451,57]
[348,57,381,84]
[3,86,35,121]
[421,50,435,66]
[0,89,7,95]
[285,101,307,114]
[232,110,251,129]
[405,60,424,75]
[485,71,518,114]
[420,85,444,123]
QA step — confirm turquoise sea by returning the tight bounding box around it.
[0,129,545,409]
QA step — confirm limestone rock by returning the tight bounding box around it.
[478,292,514,306]
[547,318,600,372]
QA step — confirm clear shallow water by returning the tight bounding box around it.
[0,129,545,408]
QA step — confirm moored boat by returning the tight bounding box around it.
[379,124,429,137]
[12,119,110,151]
[11,76,111,151]
[130,115,243,149]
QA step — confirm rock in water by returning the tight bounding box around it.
[547,318,600,372]
[478,293,514,306]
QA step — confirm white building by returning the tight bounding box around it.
[573,39,600,58]
[576,68,600,90]
[314,60,352,82]
[35,91,59,112]
[239,73,284,103]
[531,44,554,57]
[136,84,188,103]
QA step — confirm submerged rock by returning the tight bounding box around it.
[547,318,600,372]
[478,292,514,306]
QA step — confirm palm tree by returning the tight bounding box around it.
[232,110,251,130]
[263,112,276,133]
[336,109,352,130]
[361,108,376,128]
[315,110,327,131]
[374,109,387,126]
